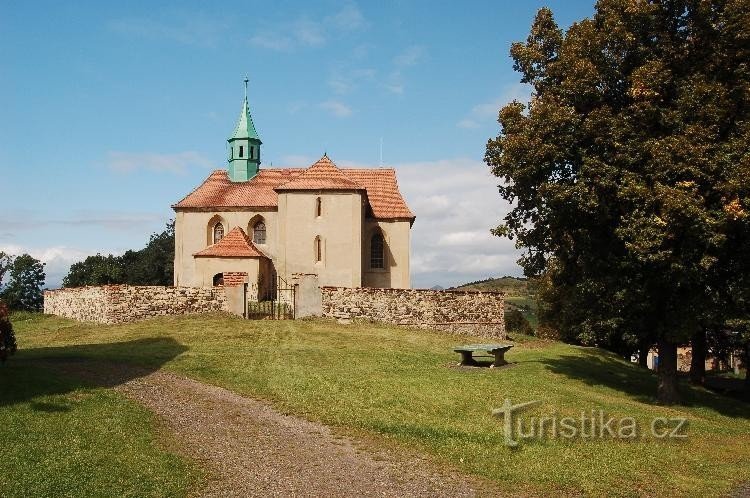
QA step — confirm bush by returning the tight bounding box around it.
[505,308,534,335]
[0,300,17,362]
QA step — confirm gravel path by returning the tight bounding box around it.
[50,361,494,497]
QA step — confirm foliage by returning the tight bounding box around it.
[63,254,125,287]
[0,252,13,288]
[486,1,750,403]
[0,254,46,311]
[504,308,533,335]
[12,314,750,496]
[0,300,17,362]
[62,221,175,287]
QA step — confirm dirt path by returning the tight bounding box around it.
[51,361,495,497]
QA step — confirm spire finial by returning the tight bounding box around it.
[244,76,249,100]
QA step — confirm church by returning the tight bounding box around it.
[172,85,415,299]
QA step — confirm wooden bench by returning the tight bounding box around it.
[454,344,514,368]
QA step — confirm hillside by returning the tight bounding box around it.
[452,277,539,328]
[6,313,750,497]
[451,276,536,295]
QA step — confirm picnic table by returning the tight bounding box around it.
[454,343,514,368]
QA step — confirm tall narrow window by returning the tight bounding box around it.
[250,146,254,158]
[231,146,234,159]
[370,232,384,269]
[213,223,224,244]
[239,145,244,158]
[253,220,266,244]
[316,197,322,217]
[315,236,322,263]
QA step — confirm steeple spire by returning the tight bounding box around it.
[227,78,262,182]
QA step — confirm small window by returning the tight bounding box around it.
[316,197,322,217]
[239,145,244,158]
[315,236,322,263]
[253,220,266,244]
[231,146,234,159]
[250,146,254,158]
[370,232,384,269]
[213,223,224,244]
[213,273,224,286]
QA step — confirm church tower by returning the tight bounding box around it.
[227,78,262,182]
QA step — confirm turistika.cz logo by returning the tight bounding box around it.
[492,398,688,447]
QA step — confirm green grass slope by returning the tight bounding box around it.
[8,313,750,497]
[0,353,200,497]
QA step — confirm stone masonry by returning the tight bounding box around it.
[44,285,229,324]
[321,287,505,338]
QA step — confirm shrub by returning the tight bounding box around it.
[505,308,533,335]
[0,300,17,362]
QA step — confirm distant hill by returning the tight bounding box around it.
[451,276,539,329]
[450,276,536,296]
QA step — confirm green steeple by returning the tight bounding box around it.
[227,78,262,182]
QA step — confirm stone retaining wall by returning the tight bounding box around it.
[44,285,229,324]
[321,287,505,338]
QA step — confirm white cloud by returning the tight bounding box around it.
[319,100,353,118]
[109,15,223,47]
[328,68,376,94]
[107,151,214,174]
[0,244,105,289]
[338,157,522,287]
[251,3,366,52]
[0,211,163,233]
[384,45,426,95]
[393,45,425,67]
[457,119,480,129]
[325,2,366,31]
[250,19,325,51]
[456,83,531,129]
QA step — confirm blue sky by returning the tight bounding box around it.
[0,0,595,288]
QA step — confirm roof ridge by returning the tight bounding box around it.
[172,169,228,208]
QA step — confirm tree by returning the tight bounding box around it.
[505,308,534,336]
[62,221,175,287]
[0,300,16,362]
[486,2,750,404]
[1,254,46,311]
[0,252,13,289]
[63,254,125,287]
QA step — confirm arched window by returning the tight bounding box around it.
[316,197,322,217]
[253,220,266,244]
[315,236,322,263]
[370,232,384,269]
[213,223,224,244]
[213,273,224,286]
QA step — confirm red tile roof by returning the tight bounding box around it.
[194,227,268,258]
[173,155,414,221]
[345,169,414,219]
[275,155,363,191]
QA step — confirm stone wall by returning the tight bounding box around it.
[44,285,229,324]
[321,287,505,338]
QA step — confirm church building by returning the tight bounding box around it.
[172,85,415,298]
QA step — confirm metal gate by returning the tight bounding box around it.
[246,275,295,320]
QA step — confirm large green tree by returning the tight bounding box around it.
[62,221,175,288]
[1,254,46,311]
[486,0,750,403]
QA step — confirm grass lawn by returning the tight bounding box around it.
[0,352,200,497]
[7,312,750,496]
